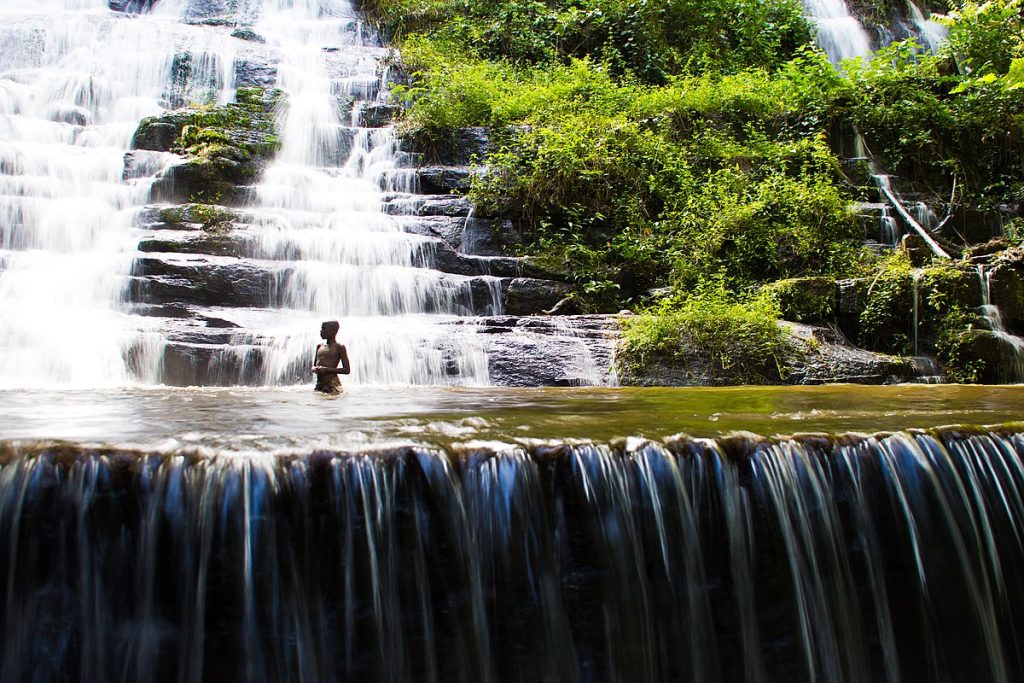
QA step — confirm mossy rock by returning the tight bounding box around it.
[763,277,835,324]
[130,87,282,200]
[138,234,244,257]
[151,160,244,205]
[156,204,237,230]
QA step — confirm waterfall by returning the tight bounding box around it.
[3,426,1024,681]
[0,0,194,388]
[906,0,948,53]
[0,0,527,389]
[976,265,1024,382]
[802,0,872,64]
[180,0,500,386]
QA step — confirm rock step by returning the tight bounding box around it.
[135,231,554,279]
[128,255,572,316]
[382,194,474,218]
[133,309,620,387]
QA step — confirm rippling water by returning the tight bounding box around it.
[3,384,1023,453]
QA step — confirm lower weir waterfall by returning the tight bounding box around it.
[4,427,1024,681]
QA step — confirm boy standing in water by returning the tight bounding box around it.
[311,320,351,394]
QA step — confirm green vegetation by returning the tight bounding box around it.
[171,87,281,179]
[367,0,1024,381]
[619,286,792,383]
[762,276,836,322]
[158,204,236,232]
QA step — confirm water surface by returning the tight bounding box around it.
[3,384,1022,454]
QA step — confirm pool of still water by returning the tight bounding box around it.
[2,384,1022,455]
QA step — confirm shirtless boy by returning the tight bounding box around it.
[311,320,351,394]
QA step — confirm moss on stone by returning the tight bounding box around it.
[763,276,836,323]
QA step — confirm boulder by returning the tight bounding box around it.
[989,254,1024,331]
[503,278,574,316]
[462,217,523,256]
[357,103,401,128]
[416,166,474,194]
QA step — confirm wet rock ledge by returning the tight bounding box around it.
[131,86,281,205]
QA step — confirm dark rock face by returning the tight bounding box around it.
[462,217,523,256]
[151,159,253,205]
[161,342,265,385]
[132,87,280,205]
[444,315,619,386]
[426,245,551,279]
[400,216,465,249]
[503,278,575,316]
[949,329,1024,384]
[783,323,917,384]
[183,0,232,21]
[231,28,266,43]
[357,103,401,128]
[400,127,491,166]
[108,0,155,12]
[137,234,246,257]
[989,255,1024,331]
[234,59,277,88]
[416,166,474,194]
[131,257,279,308]
[131,120,181,152]
[384,195,473,218]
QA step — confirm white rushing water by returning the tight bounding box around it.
[0,0,188,387]
[803,0,873,64]
[0,0,259,388]
[0,0,533,389]
[197,0,499,385]
[907,0,948,53]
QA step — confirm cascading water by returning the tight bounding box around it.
[907,0,949,53]
[802,0,872,64]
[3,426,1024,681]
[0,0,612,389]
[976,265,1024,382]
[201,0,500,385]
[0,0,193,387]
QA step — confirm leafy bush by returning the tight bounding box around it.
[370,0,811,80]
[619,286,791,383]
